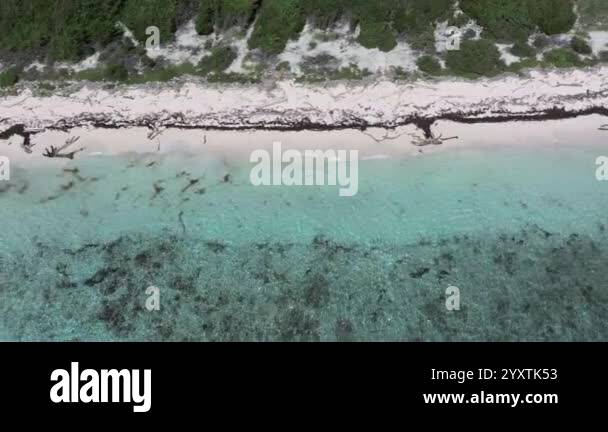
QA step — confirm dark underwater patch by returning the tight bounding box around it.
[1,223,607,341]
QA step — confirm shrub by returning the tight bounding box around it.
[543,48,582,67]
[0,0,123,61]
[303,0,347,29]
[530,0,576,35]
[0,0,183,61]
[330,64,371,80]
[393,0,455,35]
[357,21,397,52]
[197,0,216,35]
[571,36,592,55]
[510,41,536,58]
[460,0,575,42]
[416,55,442,75]
[207,71,260,83]
[196,0,257,35]
[506,57,541,73]
[407,29,437,52]
[446,39,504,77]
[300,53,341,76]
[532,35,550,49]
[460,0,535,41]
[391,66,411,80]
[72,67,107,82]
[463,28,477,40]
[105,63,129,82]
[131,63,197,83]
[275,61,291,72]
[578,0,608,28]
[198,46,238,75]
[248,0,305,55]
[0,68,19,88]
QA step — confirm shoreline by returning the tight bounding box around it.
[1,66,608,143]
[1,114,607,167]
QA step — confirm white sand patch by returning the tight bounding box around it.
[116,21,140,47]
[2,66,608,133]
[226,22,257,74]
[589,31,608,55]
[57,52,102,73]
[279,21,418,75]
[25,53,100,74]
[496,44,521,66]
[24,62,47,73]
[73,52,102,72]
[146,20,218,66]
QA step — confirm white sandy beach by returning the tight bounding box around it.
[1,64,608,170]
[1,66,608,136]
[2,114,607,171]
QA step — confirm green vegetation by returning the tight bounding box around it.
[0,0,601,85]
[249,0,456,54]
[416,55,442,75]
[207,71,261,83]
[445,39,504,77]
[505,57,541,74]
[0,68,19,88]
[73,53,241,84]
[299,54,370,82]
[390,66,413,80]
[196,0,258,35]
[532,35,550,49]
[120,0,177,43]
[543,47,583,68]
[105,63,129,82]
[0,0,123,61]
[131,63,198,83]
[304,0,346,29]
[0,0,582,57]
[357,21,397,52]
[571,36,592,55]
[198,46,237,75]
[352,2,398,51]
[460,0,575,42]
[0,0,186,61]
[248,0,305,54]
[510,41,536,58]
[529,0,576,35]
[393,0,455,34]
[330,63,371,80]
[577,0,608,29]
[297,64,371,83]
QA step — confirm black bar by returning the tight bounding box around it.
[0,342,604,420]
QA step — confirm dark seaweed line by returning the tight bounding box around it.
[2,105,608,143]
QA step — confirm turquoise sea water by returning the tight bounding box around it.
[0,137,607,341]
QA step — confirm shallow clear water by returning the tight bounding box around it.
[1,140,607,341]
